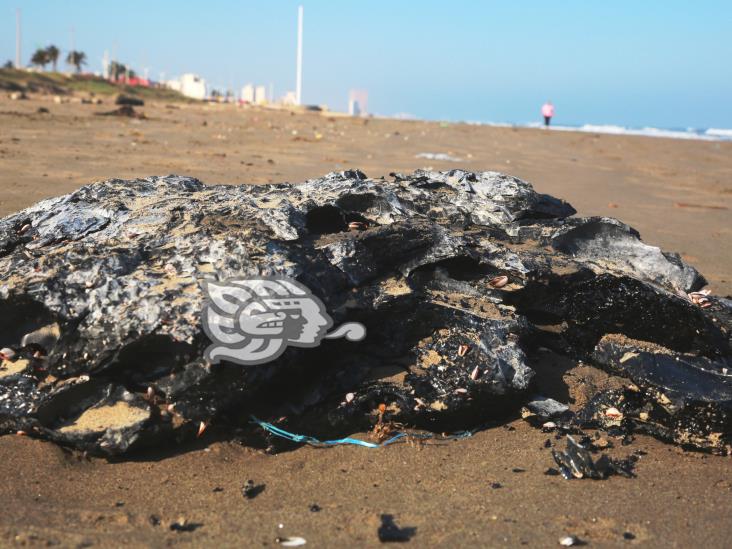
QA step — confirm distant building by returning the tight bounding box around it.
[348,89,368,116]
[241,84,268,104]
[168,74,207,100]
[281,91,297,106]
[241,84,255,103]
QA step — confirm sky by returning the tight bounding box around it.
[2,1,731,129]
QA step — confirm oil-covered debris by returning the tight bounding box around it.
[377,514,416,543]
[525,396,570,419]
[242,480,266,500]
[169,517,203,532]
[0,169,729,456]
[95,105,146,119]
[552,436,637,479]
[575,334,732,453]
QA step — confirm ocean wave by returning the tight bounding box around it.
[387,114,732,143]
[485,121,732,142]
[705,128,732,138]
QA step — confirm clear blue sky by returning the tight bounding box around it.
[2,1,731,128]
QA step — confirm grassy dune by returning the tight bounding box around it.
[0,68,193,102]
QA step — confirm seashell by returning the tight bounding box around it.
[345,392,355,403]
[457,344,470,357]
[277,536,307,547]
[605,407,623,419]
[196,421,208,438]
[470,365,480,380]
[348,221,367,231]
[0,347,16,361]
[17,223,31,235]
[21,323,61,351]
[488,275,509,288]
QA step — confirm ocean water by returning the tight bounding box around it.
[470,121,732,142]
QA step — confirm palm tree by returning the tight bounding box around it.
[31,48,49,70]
[66,51,87,73]
[45,45,60,71]
[109,61,126,81]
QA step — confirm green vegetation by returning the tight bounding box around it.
[0,68,195,103]
[30,48,49,70]
[46,45,60,71]
[66,51,87,73]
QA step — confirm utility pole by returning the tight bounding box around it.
[295,5,303,105]
[15,9,21,68]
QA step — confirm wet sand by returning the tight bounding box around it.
[0,96,731,546]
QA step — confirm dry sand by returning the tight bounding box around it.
[0,96,731,547]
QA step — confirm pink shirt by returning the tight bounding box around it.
[542,103,555,117]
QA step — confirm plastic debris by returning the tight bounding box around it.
[250,417,473,449]
[415,152,462,162]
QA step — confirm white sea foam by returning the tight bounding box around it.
[481,121,732,142]
[389,113,732,143]
[705,128,732,138]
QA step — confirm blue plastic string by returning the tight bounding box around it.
[250,416,473,448]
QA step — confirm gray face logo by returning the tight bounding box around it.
[202,277,366,365]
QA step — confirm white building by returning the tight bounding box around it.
[281,91,297,106]
[168,74,207,100]
[255,85,267,104]
[241,84,255,103]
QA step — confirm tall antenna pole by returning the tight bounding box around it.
[295,5,303,106]
[15,9,21,68]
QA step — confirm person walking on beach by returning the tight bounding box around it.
[541,101,554,127]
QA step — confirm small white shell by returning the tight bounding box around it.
[470,365,480,380]
[488,275,509,288]
[278,536,307,547]
[0,347,16,360]
[605,407,623,419]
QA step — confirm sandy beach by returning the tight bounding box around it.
[0,96,731,547]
